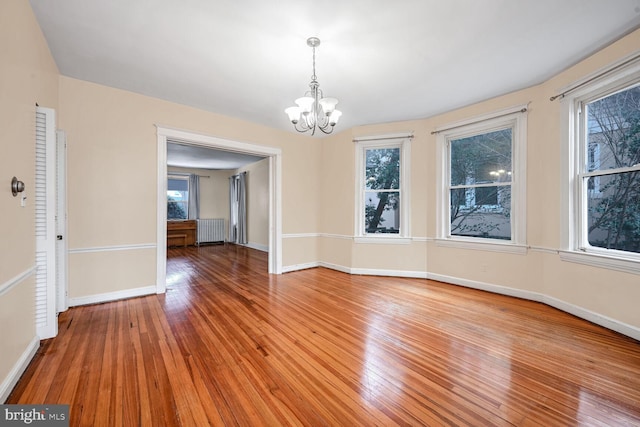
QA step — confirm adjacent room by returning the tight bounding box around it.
[2,0,640,425]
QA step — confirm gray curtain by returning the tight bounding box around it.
[237,172,247,244]
[229,172,247,244]
[188,174,200,219]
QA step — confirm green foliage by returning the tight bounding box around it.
[168,196,187,220]
[449,129,512,238]
[586,85,640,253]
[365,148,400,232]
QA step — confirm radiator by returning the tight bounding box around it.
[196,219,225,245]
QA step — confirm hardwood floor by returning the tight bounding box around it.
[8,244,640,426]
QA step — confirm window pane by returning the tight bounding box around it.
[586,85,640,172]
[168,200,188,219]
[365,191,399,234]
[366,148,400,190]
[450,187,511,240]
[167,177,189,220]
[587,172,640,253]
[450,129,512,186]
[168,178,188,192]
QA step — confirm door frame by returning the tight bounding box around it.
[155,126,283,294]
[56,130,68,313]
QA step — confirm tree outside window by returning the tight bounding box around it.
[449,128,513,240]
[365,147,400,234]
[168,177,189,220]
[583,84,640,254]
[355,135,411,240]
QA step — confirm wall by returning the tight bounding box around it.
[0,0,59,400]
[168,166,233,237]
[58,76,321,301]
[236,158,270,251]
[5,6,637,389]
[168,161,269,249]
[319,29,640,337]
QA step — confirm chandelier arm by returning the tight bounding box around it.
[318,124,335,135]
[293,119,310,133]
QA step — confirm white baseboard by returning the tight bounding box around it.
[1,336,39,403]
[68,285,157,307]
[351,267,428,279]
[282,262,320,273]
[65,260,640,342]
[318,261,352,274]
[426,272,543,301]
[542,294,640,341]
[243,242,269,252]
[426,272,640,341]
[301,264,640,341]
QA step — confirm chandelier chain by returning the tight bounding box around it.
[311,45,317,82]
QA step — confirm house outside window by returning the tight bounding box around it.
[450,128,513,240]
[355,134,411,242]
[365,147,400,234]
[579,82,640,255]
[559,58,640,273]
[168,176,189,219]
[436,106,527,251]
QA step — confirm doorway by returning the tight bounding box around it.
[155,127,282,294]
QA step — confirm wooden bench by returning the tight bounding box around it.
[167,233,187,247]
[167,220,197,247]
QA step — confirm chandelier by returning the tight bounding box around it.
[285,37,342,135]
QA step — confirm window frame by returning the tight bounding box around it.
[354,133,411,244]
[436,105,528,253]
[167,174,190,220]
[561,59,640,272]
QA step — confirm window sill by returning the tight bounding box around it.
[355,236,412,245]
[559,250,640,275]
[435,238,527,254]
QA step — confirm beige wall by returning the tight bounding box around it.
[168,166,233,237]
[236,158,270,249]
[0,0,59,399]
[3,5,639,403]
[318,29,640,332]
[58,76,321,298]
[59,26,640,332]
[167,162,269,249]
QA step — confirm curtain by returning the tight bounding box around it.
[229,176,237,242]
[188,174,200,219]
[228,172,247,244]
[237,172,247,244]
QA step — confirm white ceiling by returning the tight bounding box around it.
[30,0,640,136]
[167,142,264,170]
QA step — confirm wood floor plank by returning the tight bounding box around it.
[7,244,640,426]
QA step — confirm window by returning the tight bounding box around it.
[578,82,640,255]
[450,128,512,239]
[355,134,411,241]
[436,106,527,250]
[559,57,640,273]
[167,176,189,219]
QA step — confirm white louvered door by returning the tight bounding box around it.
[35,106,58,339]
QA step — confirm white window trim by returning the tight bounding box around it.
[435,105,528,253]
[354,133,412,243]
[560,57,640,274]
